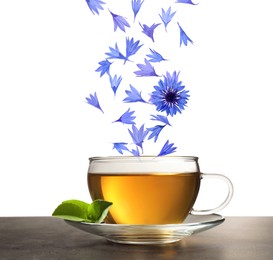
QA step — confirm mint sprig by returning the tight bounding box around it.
[52,199,112,223]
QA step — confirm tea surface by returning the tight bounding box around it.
[88,173,200,224]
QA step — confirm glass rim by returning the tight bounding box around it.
[89,155,199,162]
[88,156,200,174]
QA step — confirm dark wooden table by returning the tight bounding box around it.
[0,217,272,259]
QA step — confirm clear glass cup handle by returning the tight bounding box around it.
[191,173,234,215]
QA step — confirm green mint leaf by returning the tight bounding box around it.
[87,199,113,223]
[52,199,113,223]
[52,202,88,222]
[62,199,89,210]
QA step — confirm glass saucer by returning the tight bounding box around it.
[65,214,224,245]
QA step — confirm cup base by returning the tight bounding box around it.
[105,233,191,245]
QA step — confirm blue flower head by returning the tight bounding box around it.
[150,71,190,116]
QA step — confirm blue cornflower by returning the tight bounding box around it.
[176,0,198,5]
[139,22,160,42]
[147,125,166,142]
[109,10,130,32]
[159,7,176,32]
[177,22,193,47]
[123,85,146,103]
[125,37,143,63]
[96,59,112,77]
[105,43,126,60]
[85,92,104,113]
[128,124,149,150]
[113,108,136,124]
[150,71,189,116]
[109,74,122,95]
[112,142,129,154]
[150,114,171,126]
[146,49,166,63]
[158,140,177,156]
[134,59,158,77]
[85,0,105,15]
[132,0,144,21]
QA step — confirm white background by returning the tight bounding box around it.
[0,0,272,217]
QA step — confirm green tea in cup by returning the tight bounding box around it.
[87,156,233,225]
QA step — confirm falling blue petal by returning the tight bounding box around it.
[96,59,112,77]
[128,124,149,150]
[134,59,158,77]
[146,49,166,63]
[105,43,126,60]
[113,108,136,124]
[130,147,140,156]
[176,0,198,5]
[132,0,144,21]
[150,114,171,126]
[177,22,193,47]
[109,10,130,32]
[85,0,105,15]
[147,125,165,142]
[125,37,143,63]
[109,74,122,95]
[159,7,176,32]
[158,140,177,156]
[113,142,129,154]
[139,22,160,42]
[123,85,146,103]
[85,92,104,113]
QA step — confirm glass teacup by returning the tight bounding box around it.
[87,156,233,225]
